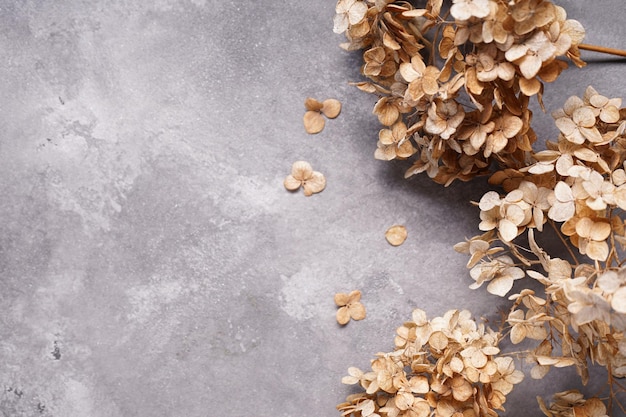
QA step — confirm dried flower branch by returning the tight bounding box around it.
[328,0,626,414]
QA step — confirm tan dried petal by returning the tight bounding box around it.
[304,97,323,111]
[322,99,342,119]
[586,240,609,262]
[349,302,366,321]
[612,287,626,313]
[291,160,314,180]
[428,331,448,351]
[334,292,350,306]
[336,306,351,325]
[303,111,325,134]
[284,175,302,191]
[451,375,473,402]
[385,225,408,246]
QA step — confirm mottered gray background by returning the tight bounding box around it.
[0,1,625,416]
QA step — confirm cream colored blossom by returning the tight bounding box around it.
[454,234,503,268]
[510,0,556,35]
[400,56,441,102]
[424,100,465,140]
[583,85,622,123]
[375,122,416,161]
[335,290,367,325]
[507,309,549,344]
[505,30,556,79]
[574,217,611,261]
[303,98,342,134]
[470,255,525,296]
[484,113,523,158]
[450,0,490,21]
[553,96,602,144]
[547,181,575,222]
[333,0,368,34]
[283,161,326,196]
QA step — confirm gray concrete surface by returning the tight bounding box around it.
[0,1,625,416]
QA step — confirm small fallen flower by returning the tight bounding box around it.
[303,97,342,134]
[283,161,326,196]
[385,225,408,246]
[335,290,366,325]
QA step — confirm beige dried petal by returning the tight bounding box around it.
[428,331,448,351]
[302,171,326,196]
[336,306,351,325]
[450,356,464,373]
[349,302,366,321]
[487,276,515,297]
[322,99,342,119]
[510,324,527,344]
[498,218,519,242]
[304,97,323,111]
[335,292,350,306]
[451,376,473,402]
[586,240,609,262]
[612,287,626,313]
[385,225,407,246]
[284,175,302,191]
[303,111,325,134]
[291,160,313,180]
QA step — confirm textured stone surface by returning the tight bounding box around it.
[0,1,625,416]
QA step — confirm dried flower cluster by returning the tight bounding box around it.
[337,309,524,417]
[331,0,626,414]
[454,87,626,414]
[334,0,584,185]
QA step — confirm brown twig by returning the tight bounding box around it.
[579,43,626,58]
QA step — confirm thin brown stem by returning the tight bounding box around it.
[579,43,626,58]
[549,219,580,266]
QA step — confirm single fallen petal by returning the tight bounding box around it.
[303,111,325,134]
[385,225,408,246]
[322,99,342,118]
[304,97,323,111]
[283,175,302,191]
[336,306,351,325]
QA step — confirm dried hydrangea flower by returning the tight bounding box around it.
[283,161,326,196]
[334,290,366,325]
[303,98,342,134]
[338,309,524,417]
[385,225,408,246]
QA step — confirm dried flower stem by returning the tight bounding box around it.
[548,219,580,266]
[579,43,626,58]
